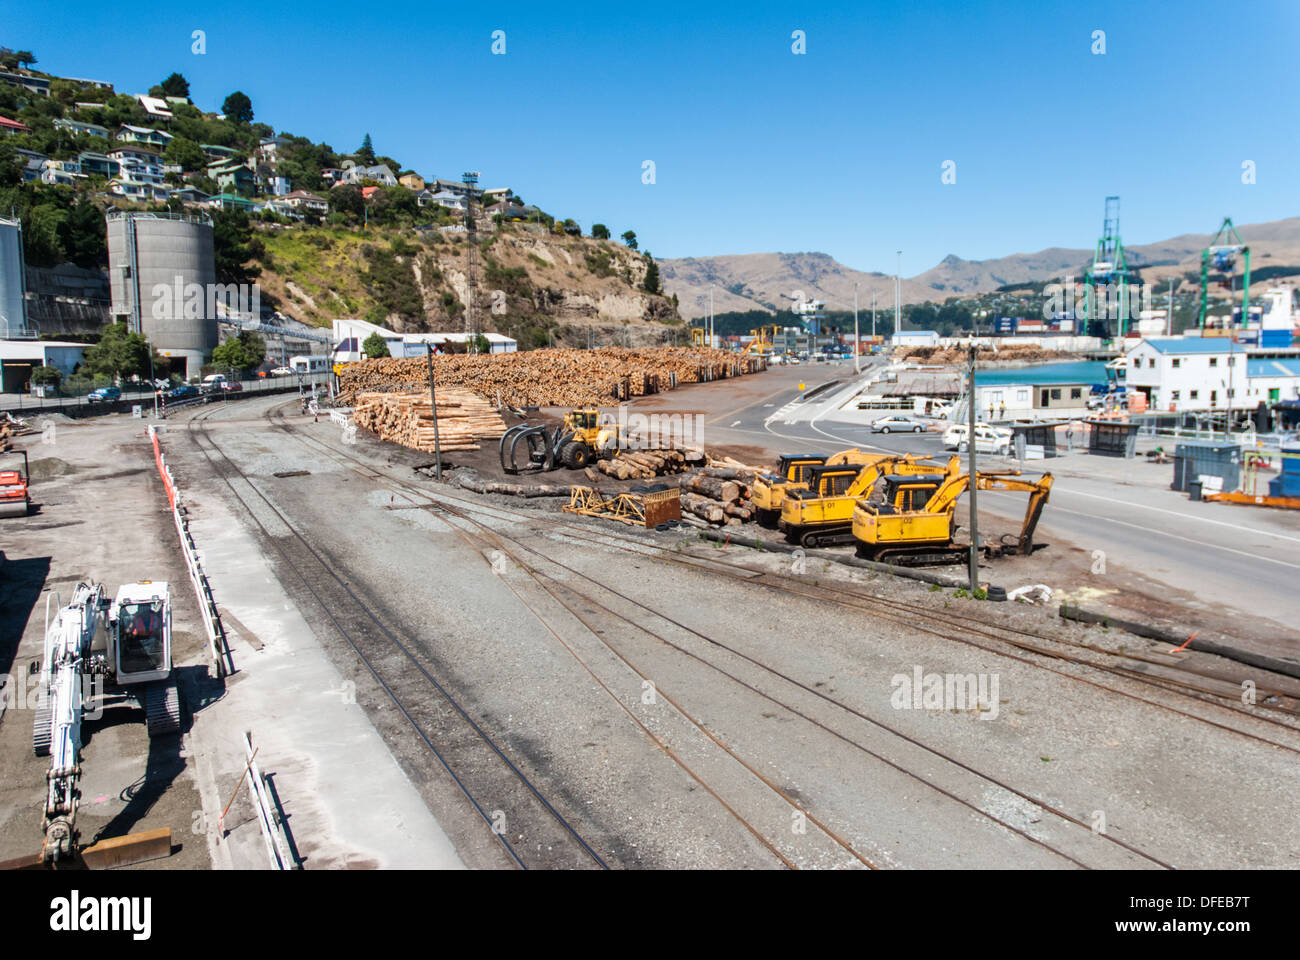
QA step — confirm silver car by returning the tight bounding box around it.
[870,414,927,434]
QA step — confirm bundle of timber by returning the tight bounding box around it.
[335,347,764,407]
[675,467,757,526]
[594,447,704,481]
[352,389,507,452]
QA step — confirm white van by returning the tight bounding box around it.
[943,423,1012,455]
[201,373,227,393]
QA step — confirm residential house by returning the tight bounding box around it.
[360,185,380,201]
[266,175,291,196]
[208,159,255,195]
[427,189,467,212]
[0,72,50,96]
[170,186,211,204]
[116,124,173,149]
[256,136,290,160]
[431,179,471,197]
[201,143,242,163]
[22,157,44,182]
[320,167,344,186]
[207,193,257,212]
[278,189,329,215]
[399,173,425,190]
[77,151,118,178]
[63,77,115,92]
[41,159,83,186]
[482,187,515,205]
[414,188,436,208]
[0,115,29,136]
[53,117,109,138]
[341,163,398,186]
[107,146,169,200]
[136,95,174,120]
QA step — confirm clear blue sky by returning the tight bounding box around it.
[8,1,1299,275]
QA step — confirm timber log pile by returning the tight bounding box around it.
[336,347,764,407]
[352,389,506,452]
[592,447,704,481]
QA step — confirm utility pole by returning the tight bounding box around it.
[708,285,714,347]
[1166,276,1176,337]
[966,345,980,593]
[853,282,860,374]
[462,171,480,349]
[871,289,876,343]
[425,344,443,481]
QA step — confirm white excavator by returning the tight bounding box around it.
[32,580,181,863]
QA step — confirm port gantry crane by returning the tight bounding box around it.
[1197,217,1252,329]
[1083,196,1135,339]
[33,581,180,863]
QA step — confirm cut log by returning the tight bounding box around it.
[679,492,724,523]
[678,474,741,503]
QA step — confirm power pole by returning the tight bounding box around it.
[708,285,714,347]
[966,345,980,593]
[462,171,480,350]
[894,251,902,343]
[425,344,443,481]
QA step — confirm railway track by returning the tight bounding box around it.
[247,399,1267,868]
[183,405,608,870]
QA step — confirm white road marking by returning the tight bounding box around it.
[731,420,741,427]
[1053,485,1300,546]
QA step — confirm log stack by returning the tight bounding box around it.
[674,467,757,527]
[336,347,763,408]
[352,389,507,453]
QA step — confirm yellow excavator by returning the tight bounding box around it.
[852,470,1054,565]
[752,449,888,526]
[779,454,959,547]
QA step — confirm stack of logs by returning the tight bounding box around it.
[352,389,507,452]
[675,456,764,526]
[590,448,703,481]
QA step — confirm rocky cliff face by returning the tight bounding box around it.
[254,223,681,348]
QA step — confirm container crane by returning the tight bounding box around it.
[1083,196,1134,339]
[1197,217,1252,329]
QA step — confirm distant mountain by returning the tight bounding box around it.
[661,216,1300,319]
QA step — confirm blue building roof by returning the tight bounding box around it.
[1246,357,1300,378]
[1141,338,1237,354]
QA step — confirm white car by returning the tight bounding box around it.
[943,423,1013,455]
[270,366,293,376]
[870,414,926,434]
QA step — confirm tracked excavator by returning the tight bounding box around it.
[779,454,960,547]
[751,449,889,526]
[852,470,1054,565]
[32,580,181,863]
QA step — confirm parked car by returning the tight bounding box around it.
[270,366,293,376]
[870,414,927,434]
[166,384,199,400]
[220,380,243,393]
[86,386,121,403]
[200,374,228,393]
[943,423,1013,455]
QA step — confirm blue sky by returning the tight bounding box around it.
[7,1,1299,275]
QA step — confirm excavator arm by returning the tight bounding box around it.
[975,473,1054,555]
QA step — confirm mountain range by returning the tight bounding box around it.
[660,216,1300,320]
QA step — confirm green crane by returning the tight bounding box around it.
[1197,217,1251,329]
[1083,196,1134,339]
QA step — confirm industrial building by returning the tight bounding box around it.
[1124,337,1300,414]
[972,362,1103,419]
[332,317,518,360]
[106,211,218,379]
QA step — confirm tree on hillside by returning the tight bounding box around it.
[16,50,36,69]
[591,223,610,240]
[331,184,364,219]
[357,133,376,165]
[163,135,205,172]
[362,332,390,359]
[621,230,638,250]
[160,72,190,98]
[222,91,254,125]
[642,253,661,295]
[211,330,266,371]
[211,209,263,283]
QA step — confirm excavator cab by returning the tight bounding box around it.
[110,581,172,686]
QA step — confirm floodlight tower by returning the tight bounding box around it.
[1083,196,1134,338]
[1197,217,1251,329]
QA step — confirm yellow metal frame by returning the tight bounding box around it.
[562,485,681,527]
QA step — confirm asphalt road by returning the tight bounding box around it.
[701,362,1300,650]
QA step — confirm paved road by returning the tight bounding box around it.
[701,362,1300,646]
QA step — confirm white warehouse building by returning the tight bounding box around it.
[331,317,517,361]
[1124,337,1300,413]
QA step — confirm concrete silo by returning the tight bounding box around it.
[0,215,29,339]
[107,211,217,379]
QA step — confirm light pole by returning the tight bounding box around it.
[894,251,902,343]
[853,282,860,374]
[966,345,980,592]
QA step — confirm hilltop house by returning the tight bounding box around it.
[53,117,109,138]
[77,151,117,178]
[208,158,255,194]
[399,173,425,190]
[107,146,168,200]
[41,159,83,186]
[0,72,50,96]
[136,95,173,120]
[427,189,467,211]
[277,189,329,215]
[341,163,398,186]
[116,124,172,148]
[0,115,29,136]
